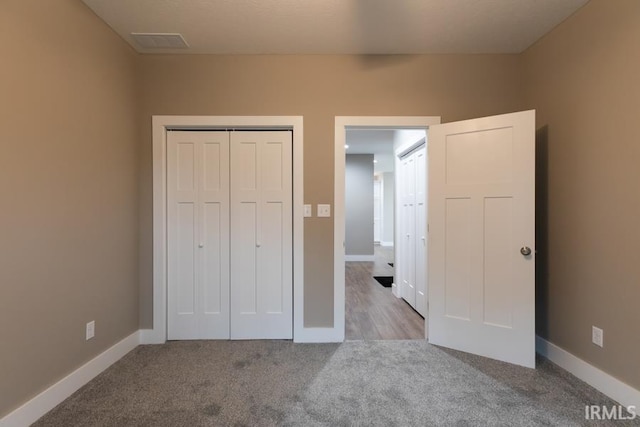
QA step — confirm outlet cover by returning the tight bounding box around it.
[86,321,95,341]
[317,204,331,218]
[592,326,603,347]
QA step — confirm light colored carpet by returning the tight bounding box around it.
[34,340,637,426]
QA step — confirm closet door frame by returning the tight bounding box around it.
[150,116,306,344]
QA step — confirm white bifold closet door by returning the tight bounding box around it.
[400,154,416,307]
[398,145,427,318]
[230,131,292,339]
[414,146,427,316]
[167,131,230,340]
[167,130,292,340]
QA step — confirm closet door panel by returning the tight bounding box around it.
[176,143,195,191]
[168,131,230,340]
[263,201,284,314]
[202,203,223,314]
[236,141,258,190]
[168,135,198,339]
[234,201,259,314]
[200,135,231,338]
[402,154,416,308]
[415,147,428,317]
[262,141,284,189]
[175,203,196,315]
[231,131,292,339]
[203,143,222,190]
[260,138,291,317]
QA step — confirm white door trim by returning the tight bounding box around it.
[334,116,441,341]
[151,116,304,343]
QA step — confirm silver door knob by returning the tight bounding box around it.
[198,243,204,248]
[520,246,531,256]
[256,242,261,248]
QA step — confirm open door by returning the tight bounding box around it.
[428,110,535,368]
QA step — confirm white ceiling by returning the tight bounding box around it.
[82,0,589,54]
[346,130,396,154]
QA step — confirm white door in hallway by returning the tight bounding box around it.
[414,146,427,317]
[167,131,230,339]
[400,153,416,307]
[428,110,535,368]
[230,131,293,339]
[398,145,427,316]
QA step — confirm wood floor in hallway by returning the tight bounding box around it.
[345,246,424,340]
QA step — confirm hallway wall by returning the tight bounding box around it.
[345,154,375,256]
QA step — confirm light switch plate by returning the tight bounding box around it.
[303,204,312,217]
[317,204,331,218]
[86,321,95,341]
[592,326,603,347]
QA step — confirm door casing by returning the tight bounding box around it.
[148,116,309,344]
[334,116,441,341]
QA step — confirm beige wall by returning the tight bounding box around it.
[137,54,522,327]
[0,0,140,416]
[522,0,640,389]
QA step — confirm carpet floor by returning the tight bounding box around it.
[34,340,637,426]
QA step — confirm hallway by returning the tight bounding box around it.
[345,246,424,340]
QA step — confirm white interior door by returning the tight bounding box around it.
[414,146,427,317]
[401,154,416,307]
[167,131,230,340]
[230,131,293,339]
[428,110,535,368]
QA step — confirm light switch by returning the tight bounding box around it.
[317,204,331,218]
[304,204,312,217]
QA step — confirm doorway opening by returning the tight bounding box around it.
[335,111,536,367]
[334,116,441,341]
[344,129,420,339]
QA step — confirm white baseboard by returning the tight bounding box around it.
[345,255,375,262]
[0,331,140,427]
[392,283,401,298]
[139,328,165,345]
[294,327,343,343]
[536,336,640,408]
[380,241,394,247]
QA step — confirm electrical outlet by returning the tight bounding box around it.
[592,326,603,347]
[317,204,331,218]
[86,321,95,341]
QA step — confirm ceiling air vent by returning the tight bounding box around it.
[130,33,189,49]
